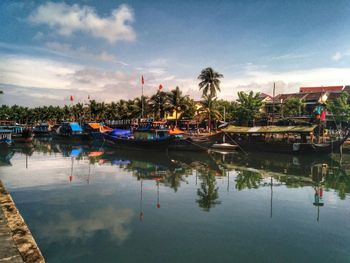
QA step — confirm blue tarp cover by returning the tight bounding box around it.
[110,129,132,137]
[69,123,83,132]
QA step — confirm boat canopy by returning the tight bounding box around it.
[169,128,184,135]
[69,123,83,132]
[88,123,101,129]
[110,129,132,137]
[0,129,12,134]
[223,125,318,134]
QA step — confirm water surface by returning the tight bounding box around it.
[1,140,350,263]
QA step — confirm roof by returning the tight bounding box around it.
[304,92,323,101]
[299,86,343,93]
[223,125,317,134]
[270,93,306,103]
[259,93,272,100]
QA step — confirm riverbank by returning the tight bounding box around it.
[0,180,45,263]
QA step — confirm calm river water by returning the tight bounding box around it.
[1,140,350,263]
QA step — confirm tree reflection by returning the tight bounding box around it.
[235,169,262,190]
[196,172,221,211]
[324,167,350,200]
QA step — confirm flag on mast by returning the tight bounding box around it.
[70,95,74,102]
[159,84,163,90]
[141,75,145,85]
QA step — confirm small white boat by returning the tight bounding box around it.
[211,142,238,151]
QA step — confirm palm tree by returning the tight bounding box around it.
[167,86,189,126]
[149,91,169,120]
[198,94,222,132]
[198,67,224,98]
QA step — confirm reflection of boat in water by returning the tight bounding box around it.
[212,151,339,178]
[101,149,178,172]
[0,149,14,166]
[223,125,349,154]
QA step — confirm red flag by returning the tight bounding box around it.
[159,84,163,90]
[70,95,74,102]
[141,75,145,85]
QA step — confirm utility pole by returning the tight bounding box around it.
[272,82,276,124]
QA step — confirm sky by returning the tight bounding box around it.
[0,0,350,106]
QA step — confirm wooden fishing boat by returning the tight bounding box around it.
[82,122,113,140]
[103,126,172,150]
[33,123,52,137]
[0,121,33,144]
[222,125,349,154]
[168,128,215,152]
[52,123,91,143]
[0,129,12,150]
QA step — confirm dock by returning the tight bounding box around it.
[0,180,45,263]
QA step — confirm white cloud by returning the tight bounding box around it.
[29,2,136,43]
[46,41,116,62]
[0,56,79,90]
[332,52,343,61]
[1,55,350,106]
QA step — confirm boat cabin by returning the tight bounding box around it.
[0,129,12,141]
[223,125,322,144]
[57,123,83,135]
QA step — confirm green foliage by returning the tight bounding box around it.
[197,94,222,131]
[180,98,197,119]
[167,86,189,125]
[198,67,223,98]
[149,91,170,120]
[327,91,350,123]
[283,98,305,117]
[235,91,263,126]
[214,99,237,121]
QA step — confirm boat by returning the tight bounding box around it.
[0,129,13,150]
[0,120,33,144]
[210,133,238,151]
[103,125,172,150]
[168,128,215,152]
[82,122,113,140]
[52,123,91,143]
[222,125,349,154]
[33,123,52,137]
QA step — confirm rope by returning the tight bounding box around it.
[185,138,211,151]
[223,132,248,155]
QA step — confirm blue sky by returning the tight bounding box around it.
[1,0,350,106]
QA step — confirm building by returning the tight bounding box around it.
[262,85,350,119]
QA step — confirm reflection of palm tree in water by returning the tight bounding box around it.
[235,170,262,191]
[196,173,221,211]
